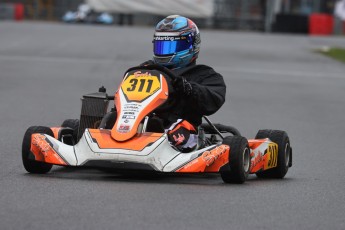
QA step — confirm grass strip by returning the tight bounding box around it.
[317,47,345,63]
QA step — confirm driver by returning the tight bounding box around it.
[142,15,226,152]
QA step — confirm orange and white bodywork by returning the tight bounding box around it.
[27,67,281,174]
[111,70,169,142]
[248,139,279,173]
[28,128,232,172]
[28,130,279,173]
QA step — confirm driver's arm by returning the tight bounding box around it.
[187,71,226,115]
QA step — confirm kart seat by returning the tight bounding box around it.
[146,116,165,133]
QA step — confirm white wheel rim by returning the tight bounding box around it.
[243,147,250,173]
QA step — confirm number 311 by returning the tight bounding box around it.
[127,79,154,93]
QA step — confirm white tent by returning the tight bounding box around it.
[335,0,345,20]
[86,0,214,18]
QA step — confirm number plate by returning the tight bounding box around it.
[121,71,161,102]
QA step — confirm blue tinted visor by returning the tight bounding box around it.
[153,37,192,56]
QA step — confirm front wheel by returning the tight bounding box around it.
[220,136,251,184]
[255,129,291,179]
[22,126,54,174]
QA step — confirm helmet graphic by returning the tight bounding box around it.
[153,15,201,69]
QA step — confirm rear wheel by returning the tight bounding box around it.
[22,126,54,174]
[255,129,291,179]
[220,136,251,184]
[61,119,79,143]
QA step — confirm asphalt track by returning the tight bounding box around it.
[1,22,345,230]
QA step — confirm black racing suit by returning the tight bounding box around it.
[99,63,226,131]
[156,63,226,128]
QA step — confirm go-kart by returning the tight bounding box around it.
[62,10,113,24]
[22,65,292,183]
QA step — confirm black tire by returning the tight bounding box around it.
[255,129,291,179]
[61,119,79,142]
[22,126,54,174]
[220,136,251,184]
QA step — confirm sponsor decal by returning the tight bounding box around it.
[124,105,141,109]
[180,145,229,171]
[31,134,66,165]
[133,71,152,77]
[154,36,187,41]
[154,36,179,41]
[123,104,141,112]
[118,124,130,133]
[122,115,135,119]
[173,133,185,146]
[266,143,278,168]
[202,145,229,167]
[250,150,262,171]
[123,110,138,113]
[32,135,52,154]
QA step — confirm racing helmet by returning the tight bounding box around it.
[153,15,201,69]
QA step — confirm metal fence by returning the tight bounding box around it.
[0,0,335,31]
[0,0,83,20]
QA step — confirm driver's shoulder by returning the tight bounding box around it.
[179,64,216,76]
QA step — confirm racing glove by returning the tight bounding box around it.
[167,119,198,152]
[173,77,193,96]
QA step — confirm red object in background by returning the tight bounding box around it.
[14,3,24,21]
[309,14,334,35]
